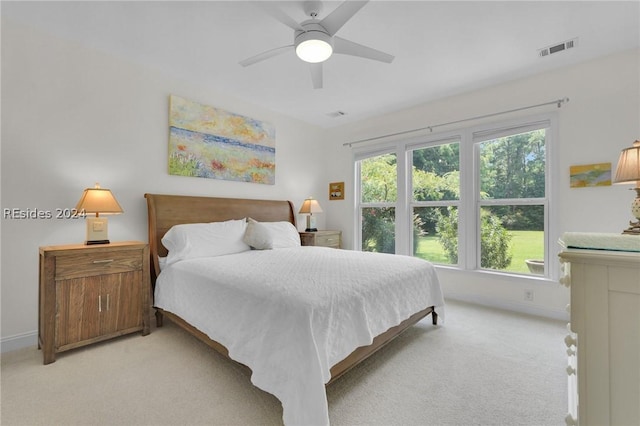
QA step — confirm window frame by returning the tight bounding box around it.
[354,112,559,281]
[407,135,463,266]
[470,115,557,278]
[354,147,399,253]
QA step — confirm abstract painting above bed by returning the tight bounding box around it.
[168,95,276,184]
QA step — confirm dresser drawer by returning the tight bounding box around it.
[55,249,142,280]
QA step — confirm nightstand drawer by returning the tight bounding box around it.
[55,249,142,280]
[300,230,341,249]
[315,234,340,248]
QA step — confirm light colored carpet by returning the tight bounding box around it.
[1,300,567,425]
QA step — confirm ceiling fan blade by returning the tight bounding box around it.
[254,2,304,31]
[309,63,323,89]
[333,36,395,63]
[239,45,293,67]
[320,1,368,36]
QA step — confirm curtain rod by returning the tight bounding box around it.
[343,97,569,147]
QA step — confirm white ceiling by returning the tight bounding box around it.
[3,1,639,128]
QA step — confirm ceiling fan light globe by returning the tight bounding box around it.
[295,29,333,63]
[296,39,332,63]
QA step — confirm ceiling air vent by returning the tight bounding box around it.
[326,111,347,118]
[538,38,578,58]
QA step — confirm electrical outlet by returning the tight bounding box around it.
[524,289,534,301]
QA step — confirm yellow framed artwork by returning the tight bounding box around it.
[168,95,275,185]
[329,182,344,200]
[569,162,611,188]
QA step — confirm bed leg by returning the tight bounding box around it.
[155,309,164,327]
[432,310,438,325]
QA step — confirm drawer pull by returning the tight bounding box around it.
[92,259,114,264]
[98,294,110,312]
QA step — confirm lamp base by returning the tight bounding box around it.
[305,214,317,233]
[622,189,640,235]
[85,239,111,245]
[85,216,110,245]
[622,220,640,235]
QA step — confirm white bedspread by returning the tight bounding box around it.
[155,246,444,425]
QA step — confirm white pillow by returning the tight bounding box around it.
[158,256,167,271]
[243,218,301,250]
[162,219,250,266]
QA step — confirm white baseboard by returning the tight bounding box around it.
[445,292,569,322]
[1,331,38,353]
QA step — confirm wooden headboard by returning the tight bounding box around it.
[144,193,296,284]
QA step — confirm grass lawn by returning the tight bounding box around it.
[415,230,544,274]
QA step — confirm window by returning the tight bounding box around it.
[410,140,460,265]
[357,152,397,254]
[355,115,556,278]
[475,128,548,274]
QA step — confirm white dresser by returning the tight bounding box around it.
[559,248,640,426]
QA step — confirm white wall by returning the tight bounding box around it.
[324,48,640,320]
[0,19,328,350]
[3,16,639,351]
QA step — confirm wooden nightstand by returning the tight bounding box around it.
[299,230,342,249]
[38,241,150,364]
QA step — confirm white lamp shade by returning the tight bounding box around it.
[75,184,123,216]
[299,198,323,214]
[614,140,640,184]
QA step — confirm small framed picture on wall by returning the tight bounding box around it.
[569,162,612,188]
[329,182,344,200]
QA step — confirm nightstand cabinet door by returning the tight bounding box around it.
[56,277,102,347]
[39,241,150,364]
[101,271,145,335]
[299,230,341,249]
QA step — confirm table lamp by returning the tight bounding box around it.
[75,183,123,244]
[614,140,640,235]
[299,197,323,232]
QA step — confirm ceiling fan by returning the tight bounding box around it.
[239,0,394,89]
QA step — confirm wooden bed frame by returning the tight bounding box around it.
[144,193,437,385]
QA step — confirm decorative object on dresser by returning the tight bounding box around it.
[298,197,323,232]
[39,241,151,364]
[613,139,640,234]
[299,230,341,249]
[559,233,640,426]
[74,183,123,244]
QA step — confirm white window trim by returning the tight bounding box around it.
[406,133,464,263]
[354,146,397,253]
[470,113,558,279]
[354,112,559,281]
